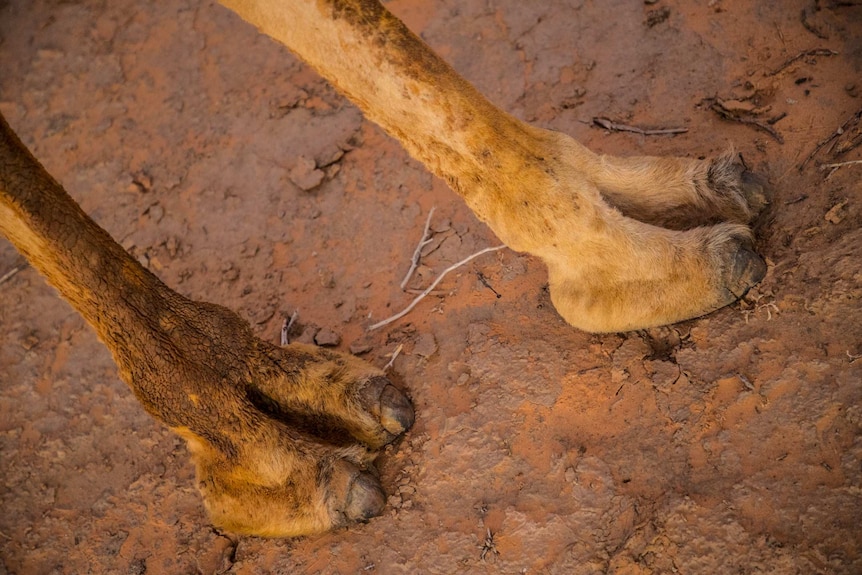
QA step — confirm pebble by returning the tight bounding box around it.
[288,156,325,191]
[349,343,373,355]
[315,328,342,347]
[824,200,848,225]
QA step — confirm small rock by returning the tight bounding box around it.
[324,163,341,180]
[315,145,344,167]
[824,200,848,224]
[349,342,373,355]
[130,171,152,193]
[315,328,342,347]
[295,326,319,345]
[288,156,325,191]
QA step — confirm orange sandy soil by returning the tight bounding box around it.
[1,1,861,573]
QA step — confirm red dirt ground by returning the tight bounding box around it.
[1,0,861,573]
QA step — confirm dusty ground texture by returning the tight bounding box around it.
[1,0,861,573]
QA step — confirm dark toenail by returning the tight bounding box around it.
[740,171,771,212]
[730,244,766,298]
[379,384,415,435]
[345,472,386,522]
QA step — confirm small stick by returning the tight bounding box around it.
[0,266,21,286]
[819,160,862,170]
[383,343,403,372]
[800,108,862,170]
[369,245,506,331]
[765,48,838,77]
[280,310,298,346]
[592,117,688,136]
[400,207,436,290]
[708,101,784,143]
[767,112,788,125]
[479,528,500,562]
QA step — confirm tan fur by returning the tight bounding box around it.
[220,0,766,332]
[0,0,766,536]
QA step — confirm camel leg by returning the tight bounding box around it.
[0,113,413,537]
[219,0,766,332]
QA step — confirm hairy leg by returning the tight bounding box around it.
[0,113,413,537]
[220,0,767,332]
[128,301,415,537]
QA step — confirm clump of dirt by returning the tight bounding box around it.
[1,0,860,573]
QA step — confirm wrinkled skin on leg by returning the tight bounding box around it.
[0,114,413,537]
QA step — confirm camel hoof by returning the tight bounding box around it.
[740,170,770,217]
[345,471,387,522]
[727,239,767,300]
[362,376,414,438]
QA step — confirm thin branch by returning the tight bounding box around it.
[800,107,862,170]
[400,207,436,289]
[592,117,688,136]
[280,310,298,346]
[708,100,784,143]
[820,159,862,170]
[369,245,506,331]
[765,48,838,77]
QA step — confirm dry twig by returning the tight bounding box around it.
[800,108,862,170]
[592,117,688,136]
[765,48,838,76]
[369,245,506,331]
[280,310,298,346]
[400,207,436,289]
[819,159,862,171]
[0,266,21,286]
[708,99,784,143]
[383,343,403,372]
